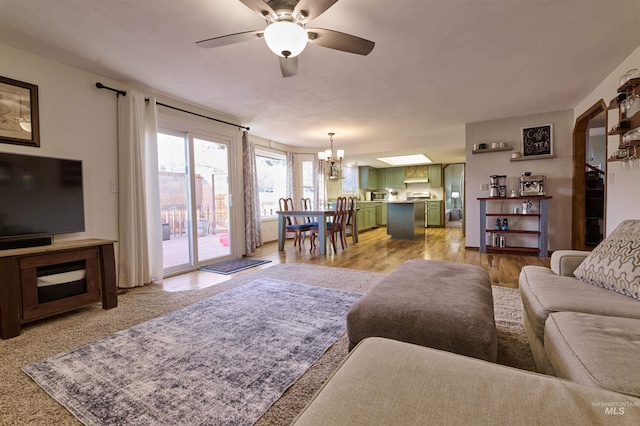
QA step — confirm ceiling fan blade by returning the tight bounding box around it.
[307,28,374,55]
[196,30,264,49]
[279,56,298,77]
[239,0,277,20]
[293,0,339,23]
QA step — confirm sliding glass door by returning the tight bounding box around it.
[158,131,231,276]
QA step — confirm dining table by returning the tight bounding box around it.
[276,209,358,255]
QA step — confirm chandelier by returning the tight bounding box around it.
[317,132,344,178]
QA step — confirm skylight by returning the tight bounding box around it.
[376,154,432,166]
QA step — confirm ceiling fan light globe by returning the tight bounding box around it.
[264,21,307,58]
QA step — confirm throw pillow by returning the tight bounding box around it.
[573,220,640,301]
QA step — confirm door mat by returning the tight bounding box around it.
[200,258,271,275]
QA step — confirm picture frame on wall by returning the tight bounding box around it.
[0,76,40,147]
[521,124,553,159]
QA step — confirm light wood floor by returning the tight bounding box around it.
[162,227,551,292]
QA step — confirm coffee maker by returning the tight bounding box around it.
[489,175,499,197]
[519,172,546,196]
[489,175,507,198]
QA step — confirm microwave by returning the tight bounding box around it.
[371,191,388,201]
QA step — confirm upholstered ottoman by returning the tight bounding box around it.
[346,259,497,362]
[544,312,640,397]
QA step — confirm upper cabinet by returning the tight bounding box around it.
[428,164,443,187]
[359,164,443,189]
[358,166,379,189]
[381,167,406,189]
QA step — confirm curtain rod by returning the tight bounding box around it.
[95,82,250,131]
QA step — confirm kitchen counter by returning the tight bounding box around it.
[386,201,425,240]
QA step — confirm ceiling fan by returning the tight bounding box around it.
[196,0,375,77]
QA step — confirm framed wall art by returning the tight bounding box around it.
[521,124,553,159]
[0,76,40,147]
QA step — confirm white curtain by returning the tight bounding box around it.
[313,157,326,209]
[117,90,163,288]
[243,131,262,253]
[285,151,295,200]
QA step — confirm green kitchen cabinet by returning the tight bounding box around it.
[427,200,444,227]
[377,202,387,226]
[428,164,443,187]
[382,167,405,189]
[358,202,378,231]
[358,166,379,189]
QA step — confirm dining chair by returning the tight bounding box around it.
[300,197,318,227]
[279,197,312,251]
[310,196,347,253]
[343,196,358,246]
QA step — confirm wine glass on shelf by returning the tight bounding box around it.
[629,145,638,169]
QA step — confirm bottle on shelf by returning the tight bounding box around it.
[501,218,509,230]
[494,219,501,230]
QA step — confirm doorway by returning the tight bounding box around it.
[444,163,465,232]
[572,100,607,250]
[158,131,232,276]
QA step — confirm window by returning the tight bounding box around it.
[255,149,286,217]
[342,165,357,192]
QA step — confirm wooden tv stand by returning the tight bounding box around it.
[0,239,117,339]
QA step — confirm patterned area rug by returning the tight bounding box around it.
[200,258,271,274]
[23,278,362,426]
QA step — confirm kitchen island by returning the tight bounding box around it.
[386,201,425,240]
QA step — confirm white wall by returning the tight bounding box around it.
[465,110,574,251]
[574,45,640,233]
[0,44,119,242]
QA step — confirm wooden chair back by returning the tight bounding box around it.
[300,197,314,223]
[278,197,296,225]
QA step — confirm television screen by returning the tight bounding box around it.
[0,153,85,239]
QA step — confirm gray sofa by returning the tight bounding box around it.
[519,220,640,397]
[293,338,640,425]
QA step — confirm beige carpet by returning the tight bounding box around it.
[0,263,535,425]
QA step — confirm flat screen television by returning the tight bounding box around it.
[0,152,85,249]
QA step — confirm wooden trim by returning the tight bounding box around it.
[572,99,607,250]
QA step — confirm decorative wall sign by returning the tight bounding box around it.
[521,124,553,159]
[0,76,40,147]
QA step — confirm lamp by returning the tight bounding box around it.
[18,118,31,133]
[263,21,308,58]
[317,132,344,178]
[451,191,460,208]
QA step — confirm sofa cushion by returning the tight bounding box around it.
[293,337,640,426]
[573,219,640,301]
[545,312,640,398]
[550,250,590,276]
[519,265,640,340]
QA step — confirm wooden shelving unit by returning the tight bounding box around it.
[478,196,552,257]
[0,239,117,339]
[607,76,640,163]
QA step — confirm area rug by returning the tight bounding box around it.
[22,278,362,426]
[200,258,271,274]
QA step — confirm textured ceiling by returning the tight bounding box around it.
[1,0,639,166]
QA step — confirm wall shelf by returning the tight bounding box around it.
[510,154,556,162]
[472,146,512,154]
